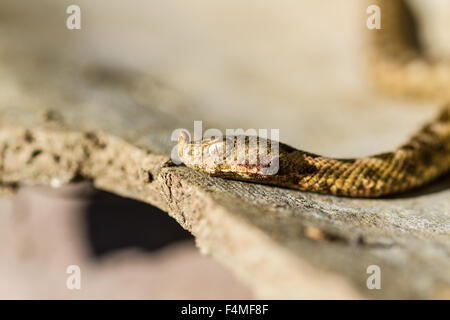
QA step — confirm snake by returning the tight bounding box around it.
[368,0,450,100]
[177,0,450,198]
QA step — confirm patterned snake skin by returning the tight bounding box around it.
[177,0,450,197]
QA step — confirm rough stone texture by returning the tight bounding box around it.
[0,0,449,299]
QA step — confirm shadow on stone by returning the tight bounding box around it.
[84,190,193,257]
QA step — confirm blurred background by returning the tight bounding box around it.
[0,0,447,299]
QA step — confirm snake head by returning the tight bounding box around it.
[178,132,280,177]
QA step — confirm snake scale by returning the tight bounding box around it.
[177,0,450,197]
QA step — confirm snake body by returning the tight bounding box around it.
[177,0,450,197]
[178,106,450,197]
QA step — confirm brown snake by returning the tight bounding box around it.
[177,0,450,197]
[368,0,450,100]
